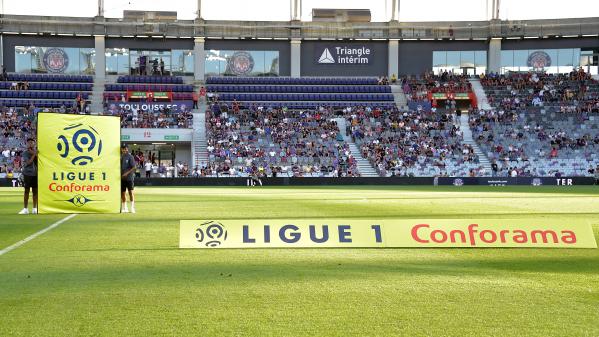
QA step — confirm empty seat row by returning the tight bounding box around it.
[103,93,192,100]
[220,101,396,109]
[0,82,92,91]
[0,99,89,108]
[0,91,89,99]
[6,73,93,82]
[206,85,391,93]
[206,76,379,85]
[105,84,194,92]
[117,75,184,84]
[218,93,394,102]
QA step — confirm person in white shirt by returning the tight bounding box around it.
[144,161,153,178]
[176,161,184,176]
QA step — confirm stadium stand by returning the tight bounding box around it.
[104,106,193,128]
[471,108,599,177]
[472,70,599,177]
[480,70,599,113]
[204,102,359,177]
[0,73,92,109]
[103,75,194,102]
[402,71,474,111]
[205,76,396,110]
[348,106,485,177]
[0,107,36,175]
[103,75,194,128]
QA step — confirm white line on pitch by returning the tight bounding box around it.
[0,214,78,257]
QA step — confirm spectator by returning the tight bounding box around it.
[192,91,199,109]
[145,161,153,178]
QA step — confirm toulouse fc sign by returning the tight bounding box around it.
[107,101,192,113]
[316,45,373,65]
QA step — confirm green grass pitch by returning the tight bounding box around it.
[1,186,598,337]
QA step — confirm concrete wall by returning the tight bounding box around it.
[502,37,599,50]
[105,37,193,50]
[204,40,291,76]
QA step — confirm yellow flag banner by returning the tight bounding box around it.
[38,113,121,213]
[180,219,597,249]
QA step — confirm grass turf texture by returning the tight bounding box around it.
[1,186,598,337]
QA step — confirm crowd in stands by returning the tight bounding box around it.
[2,69,599,179]
[104,105,193,128]
[470,107,599,177]
[0,107,35,176]
[347,105,484,177]
[402,70,473,102]
[480,68,599,113]
[204,101,359,177]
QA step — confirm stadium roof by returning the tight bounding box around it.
[2,0,599,22]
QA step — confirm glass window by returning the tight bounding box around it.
[513,50,528,72]
[80,48,96,75]
[220,50,232,75]
[432,51,446,74]
[249,51,266,76]
[184,51,194,75]
[106,51,118,75]
[460,51,475,68]
[206,50,280,76]
[117,52,129,75]
[265,51,279,75]
[557,49,574,66]
[557,48,574,73]
[538,49,557,73]
[500,48,590,74]
[172,50,182,75]
[431,50,486,74]
[14,46,95,75]
[474,50,487,75]
[446,51,460,72]
[105,48,129,75]
[501,50,514,74]
[15,46,33,73]
[474,51,487,67]
[572,48,581,71]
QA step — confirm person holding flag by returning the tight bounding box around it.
[121,144,136,213]
[19,138,38,214]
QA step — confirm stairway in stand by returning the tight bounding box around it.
[458,113,492,174]
[468,78,492,110]
[335,117,379,177]
[390,84,408,110]
[192,100,208,169]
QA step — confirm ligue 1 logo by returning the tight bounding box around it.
[43,48,69,73]
[229,51,255,76]
[67,194,93,207]
[195,221,228,247]
[57,123,103,166]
